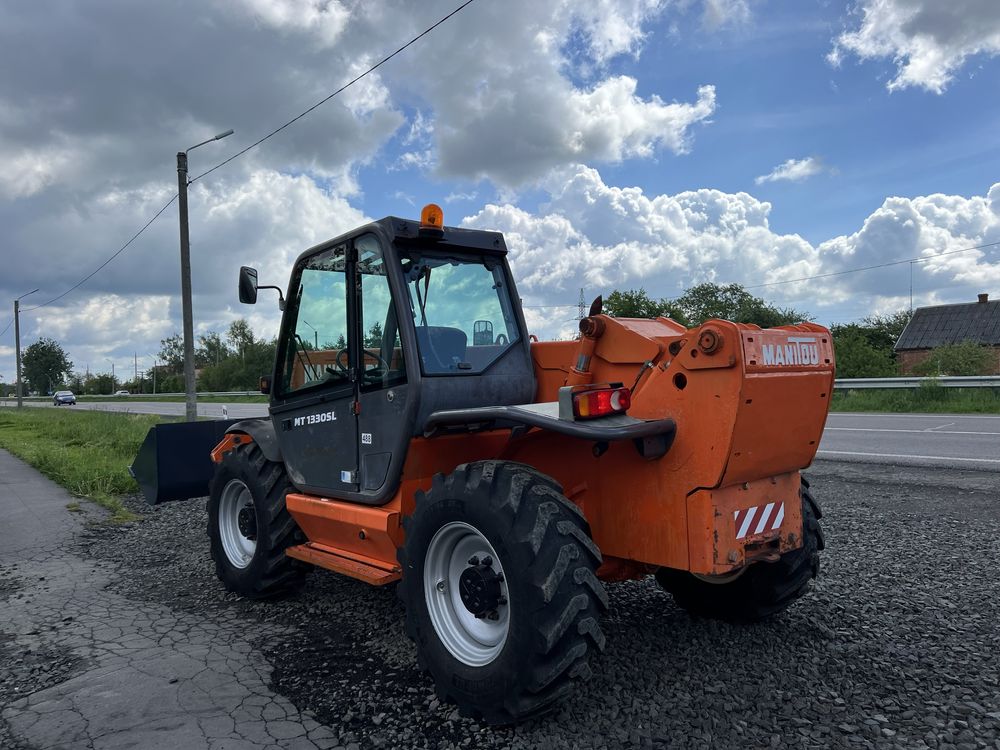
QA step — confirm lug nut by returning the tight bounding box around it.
[498,596,507,606]
[482,556,492,567]
[487,611,499,621]
[467,556,479,566]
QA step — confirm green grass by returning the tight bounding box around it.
[831,383,1000,414]
[0,408,166,521]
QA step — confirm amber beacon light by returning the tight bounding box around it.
[419,203,444,237]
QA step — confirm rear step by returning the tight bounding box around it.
[285,542,401,585]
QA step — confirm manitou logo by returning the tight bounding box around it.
[760,336,820,367]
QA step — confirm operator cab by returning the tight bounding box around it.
[240,205,534,505]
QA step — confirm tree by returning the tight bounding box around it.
[197,331,229,368]
[364,322,384,349]
[859,310,912,351]
[603,289,689,325]
[159,333,184,373]
[22,338,73,394]
[227,319,255,363]
[832,331,898,378]
[673,283,811,328]
[913,341,994,377]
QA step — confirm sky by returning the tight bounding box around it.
[1,0,999,385]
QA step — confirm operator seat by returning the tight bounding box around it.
[414,325,467,372]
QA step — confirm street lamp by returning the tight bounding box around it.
[107,359,115,394]
[13,288,39,408]
[177,128,234,422]
[302,320,319,349]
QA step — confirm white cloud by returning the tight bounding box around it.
[754,156,825,185]
[830,0,1000,93]
[700,0,751,30]
[464,166,1000,339]
[234,0,350,47]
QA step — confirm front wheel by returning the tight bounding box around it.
[656,477,824,622]
[398,461,608,724]
[207,441,307,598]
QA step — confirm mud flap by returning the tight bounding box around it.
[129,419,240,505]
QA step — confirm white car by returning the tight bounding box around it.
[115,390,130,397]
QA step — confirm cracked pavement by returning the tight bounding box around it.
[0,448,338,750]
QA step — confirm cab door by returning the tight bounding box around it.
[269,241,360,496]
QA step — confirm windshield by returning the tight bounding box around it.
[399,250,520,375]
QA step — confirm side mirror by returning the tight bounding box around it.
[238,266,258,304]
[259,375,272,395]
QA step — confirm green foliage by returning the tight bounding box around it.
[0,408,166,520]
[603,289,689,325]
[365,321,384,349]
[22,337,73,394]
[673,283,811,327]
[832,385,1000,414]
[913,341,995,377]
[197,332,229,368]
[604,283,808,329]
[831,331,898,378]
[158,333,184,372]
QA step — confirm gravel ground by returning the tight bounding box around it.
[19,459,1000,748]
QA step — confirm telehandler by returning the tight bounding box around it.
[133,204,831,723]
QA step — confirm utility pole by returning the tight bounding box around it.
[177,128,234,422]
[578,288,585,322]
[134,352,138,389]
[13,288,39,408]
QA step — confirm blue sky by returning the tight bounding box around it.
[1,0,999,381]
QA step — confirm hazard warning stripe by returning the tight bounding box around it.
[733,501,784,540]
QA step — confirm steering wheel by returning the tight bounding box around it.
[334,348,393,375]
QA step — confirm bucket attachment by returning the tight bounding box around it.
[130,419,239,505]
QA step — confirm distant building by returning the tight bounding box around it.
[894,293,1000,374]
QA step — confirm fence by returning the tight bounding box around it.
[833,376,1000,389]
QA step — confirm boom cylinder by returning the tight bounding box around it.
[566,316,606,386]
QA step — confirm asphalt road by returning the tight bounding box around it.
[4,399,1000,471]
[819,412,1000,471]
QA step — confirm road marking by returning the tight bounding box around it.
[827,412,1000,420]
[825,427,1000,436]
[925,422,955,431]
[818,450,1000,464]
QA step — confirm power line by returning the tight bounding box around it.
[19,0,480,315]
[21,194,179,313]
[743,239,1000,291]
[190,0,481,184]
[0,317,12,339]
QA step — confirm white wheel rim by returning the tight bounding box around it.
[219,479,256,569]
[423,522,510,667]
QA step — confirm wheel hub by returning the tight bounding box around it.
[458,556,504,619]
[237,505,257,540]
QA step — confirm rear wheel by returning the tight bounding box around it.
[656,478,824,622]
[207,441,307,598]
[398,461,608,724]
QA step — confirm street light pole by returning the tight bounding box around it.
[303,319,319,349]
[14,288,39,409]
[177,128,234,422]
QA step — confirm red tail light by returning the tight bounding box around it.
[572,386,631,420]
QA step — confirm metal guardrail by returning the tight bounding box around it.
[7,379,1000,400]
[3,391,262,400]
[834,376,1000,389]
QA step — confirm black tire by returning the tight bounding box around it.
[398,461,608,724]
[656,477,824,622]
[207,441,307,598]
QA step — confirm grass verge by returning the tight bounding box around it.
[832,383,1000,413]
[0,408,165,521]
